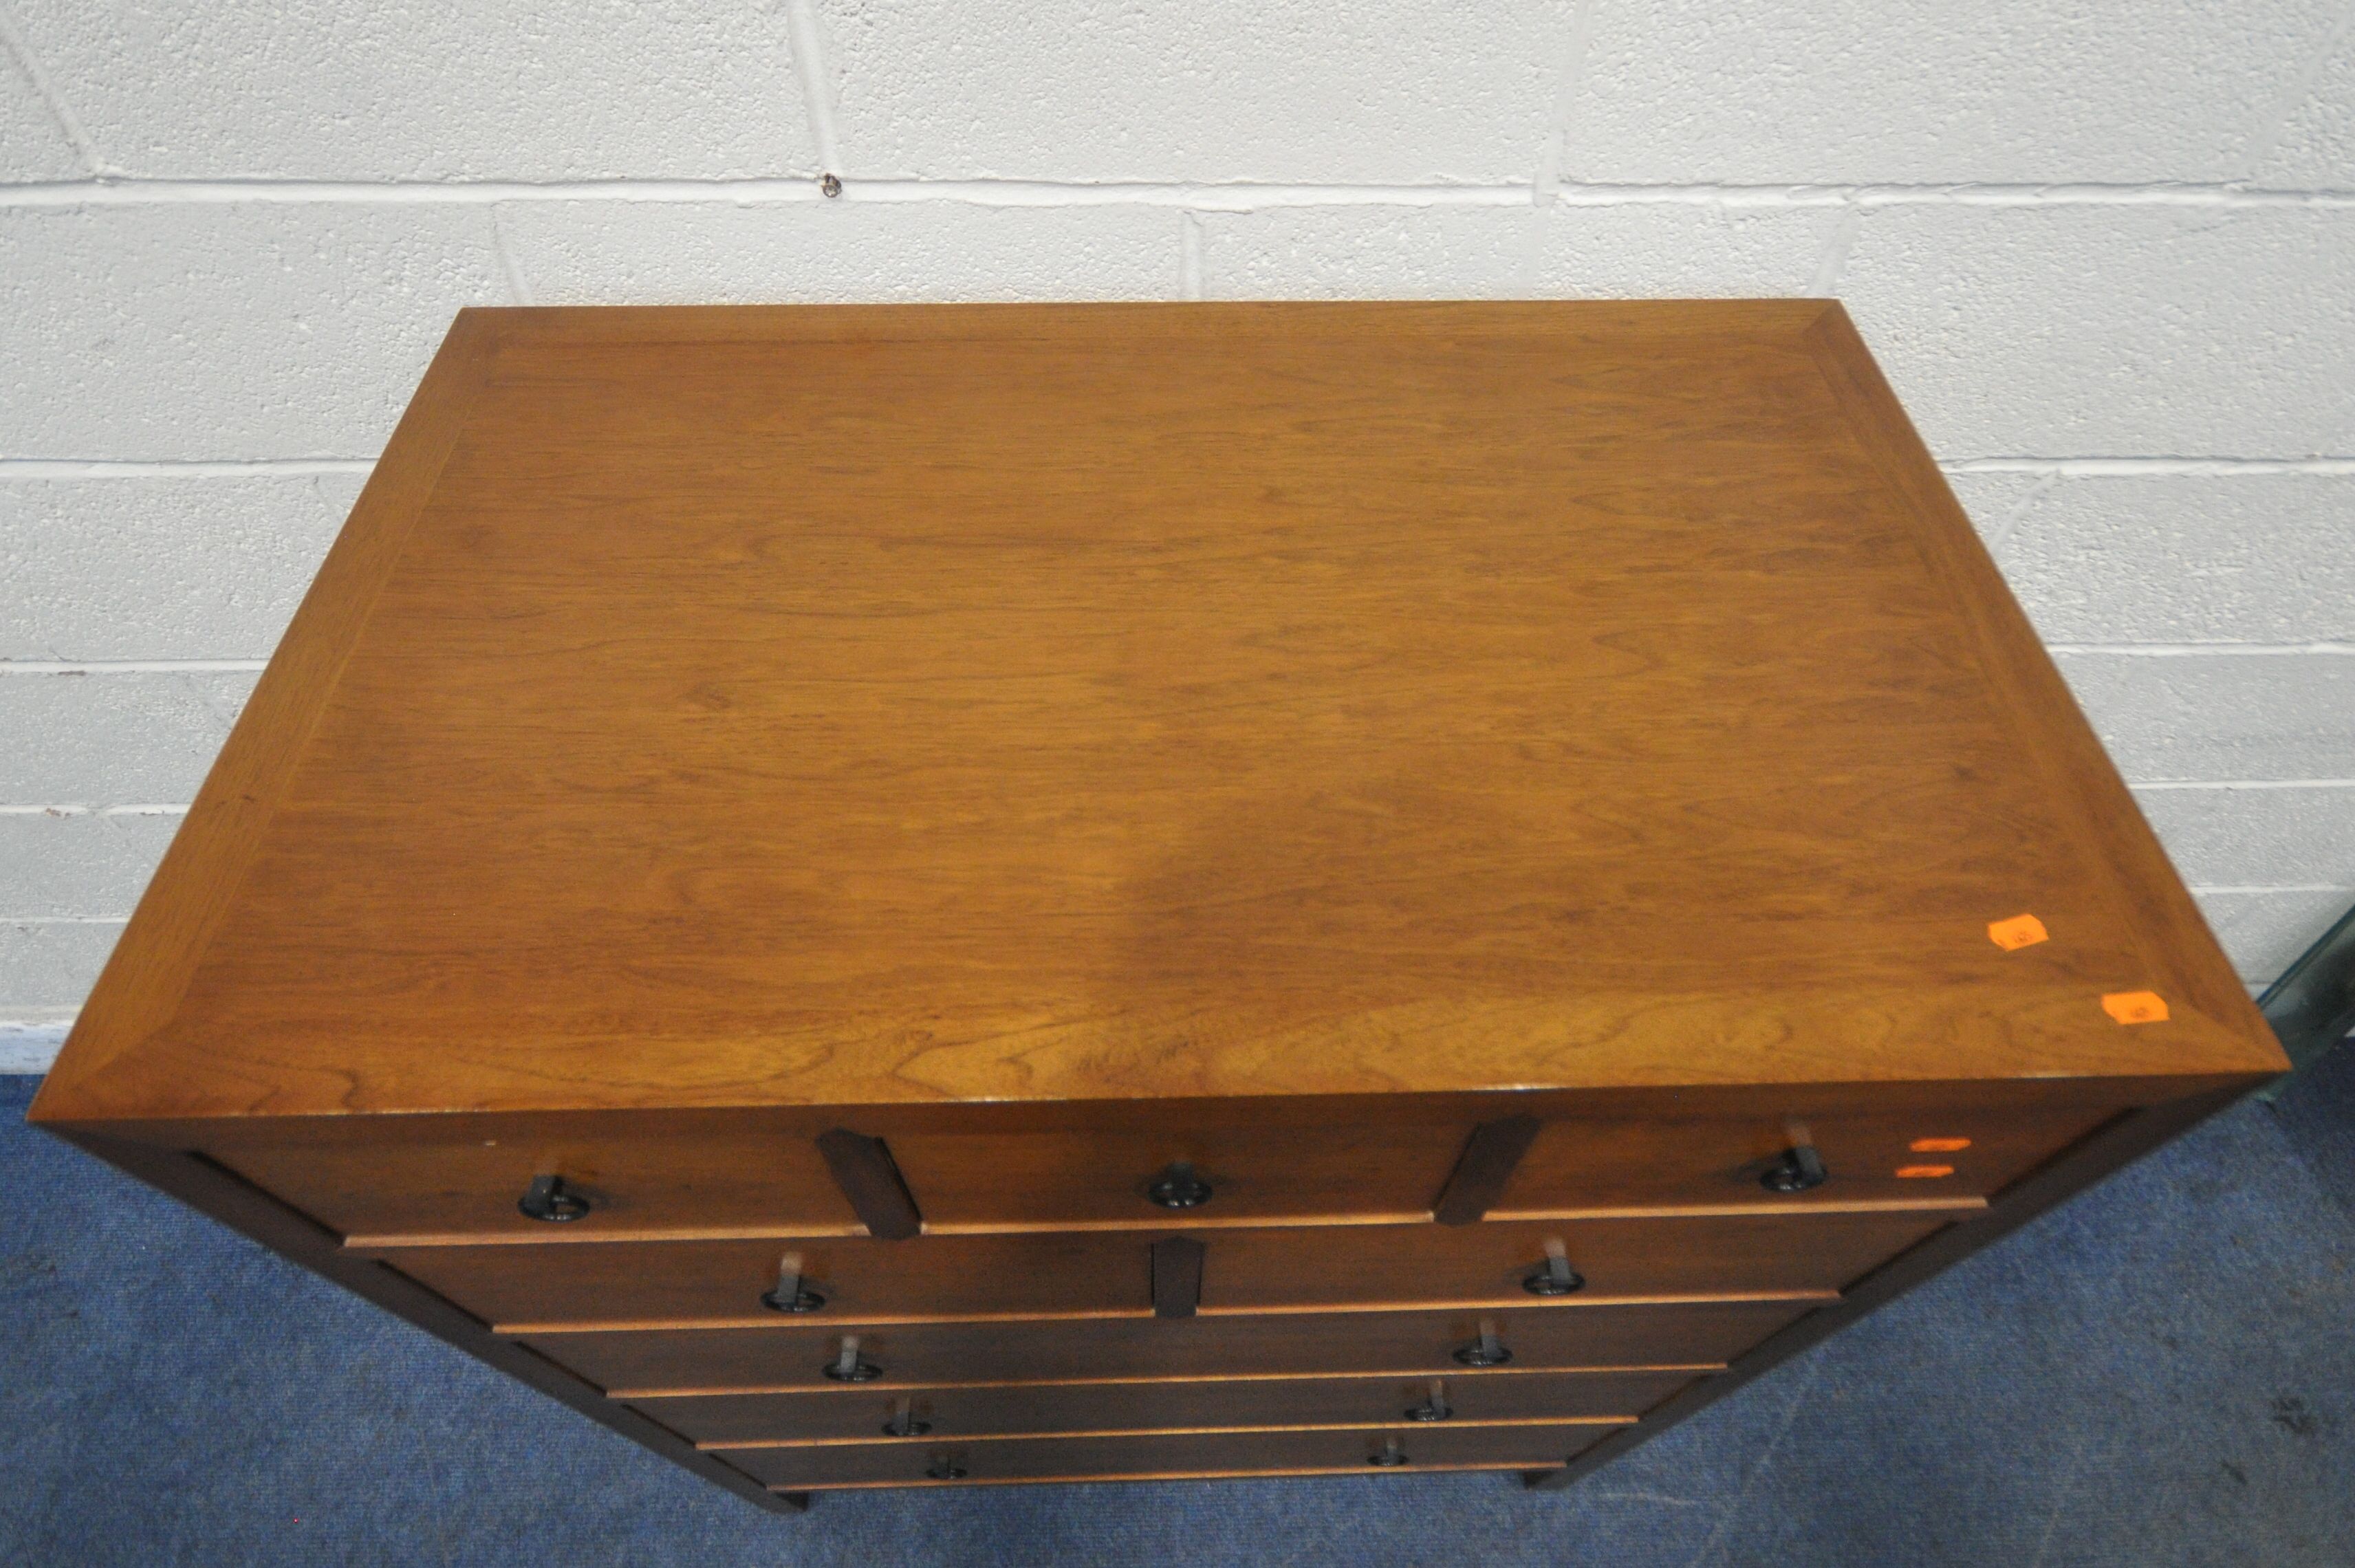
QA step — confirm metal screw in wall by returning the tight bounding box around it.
[819,173,842,197]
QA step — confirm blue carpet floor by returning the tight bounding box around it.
[6,1065,2352,1568]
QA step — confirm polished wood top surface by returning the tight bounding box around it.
[34,302,2282,1122]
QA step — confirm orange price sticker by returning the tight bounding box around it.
[1895,1164,1955,1179]
[2101,990,2169,1025]
[1986,914,2048,952]
[1909,1137,1972,1153]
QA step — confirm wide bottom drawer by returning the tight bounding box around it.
[637,1367,1700,1444]
[527,1298,1814,1393]
[719,1422,1617,1490]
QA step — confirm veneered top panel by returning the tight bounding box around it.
[35,303,2283,1119]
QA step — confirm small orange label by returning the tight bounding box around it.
[1987,914,2048,951]
[1895,1164,1955,1179]
[2101,990,2169,1025]
[1910,1137,1972,1153]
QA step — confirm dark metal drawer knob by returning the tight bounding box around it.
[1523,1237,1586,1296]
[883,1398,931,1438]
[1404,1380,1454,1422]
[823,1336,882,1382]
[1453,1321,1513,1367]
[1147,1160,1213,1209]
[924,1453,968,1481]
[517,1174,591,1223]
[1761,1143,1830,1193]
[1369,1435,1411,1467]
[761,1251,826,1314]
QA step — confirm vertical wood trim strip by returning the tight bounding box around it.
[1431,1115,1543,1226]
[1151,1237,1206,1318]
[815,1129,924,1241]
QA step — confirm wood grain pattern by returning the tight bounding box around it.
[636,1369,1697,1446]
[373,1210,1951,1329]
[29,314,496,1118]
[722,1422,1614,1489]
[191,1095,2091,1245]
[1491,1103,2112,1215]
[31,302,2281,1125]
[523,1298,1814,1394]
[25,303,2286,1507]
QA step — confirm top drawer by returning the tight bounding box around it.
[204,1099,2116,1243]
[1491,1104,2116,1216]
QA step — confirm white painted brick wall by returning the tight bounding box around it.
[4,0,2352,1063]
[1,205,508,459]
[2136,787,2355,889]
[499,201,1183,303]
[1,474,358,658]
[0,32,80,181]
[1838,205,2355,458]
[818,0,1574,184]
[2054,655,2354,783]
[8,1,815,179]
[1567,1,2348,184]
[0,810,180,915]
[1195,204,1839,298]
[1995,476,2355,645]
[0,671,252,801]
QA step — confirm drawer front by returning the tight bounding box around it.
[207,1126,860,1242]
[720,1422,1617,1489]
[523,1298,1814,1393]
[206,1102,2104,1245]
[885,1124,1466,1230]
[1494,1104,2116,1215]
[382,1209,1946,1329]
[205,1120,1468,1242]
[636,1369,1697,1444]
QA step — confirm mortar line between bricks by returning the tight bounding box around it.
[2,916,129,925]
[1945,456,2355,475]
[2132,779,2355,792]
[0,660,266,673]
[0,805,190,816]
[2188,884,2355,896]
[0,459,377,477]
[3,177,2355,209]
[2046,642,2355,656]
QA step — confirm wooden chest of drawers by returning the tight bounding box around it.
[29,301,2286,1512]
